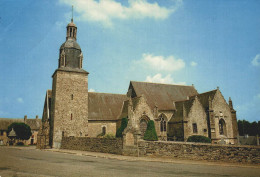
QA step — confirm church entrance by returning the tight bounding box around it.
[140,116,150,138]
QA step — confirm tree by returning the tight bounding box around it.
[116,117,128,138]
[187,135,211,143]
[250,121,258,136]
[144,120,158,141]
[7,123,32,140]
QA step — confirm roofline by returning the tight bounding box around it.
[130,80,194,87]
[88,92,126,96]
[197,89,218,95]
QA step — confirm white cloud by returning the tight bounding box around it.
[136,53,185,71]
[190,61,197,67]
[89,88,95,92]
[59,0,181,27]
[251,54,260,66]
[17,97,24,103]
[145,73,186,85]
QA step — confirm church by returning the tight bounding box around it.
[38,19,238,149]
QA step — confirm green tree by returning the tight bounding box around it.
[237,120,244,136]
[187,135,211,143]
[250,121,258,136]
[143,120,158,141]
[7,123,32,140]
[116,117,128,138]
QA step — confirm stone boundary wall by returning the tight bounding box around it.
[61,137,123,154]
[138,140,260,164]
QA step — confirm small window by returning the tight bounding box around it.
[62,131,65,137]
[192,123,198,133]
[71,113,73,120]
[71,94,73,100]
[102,126,106,135]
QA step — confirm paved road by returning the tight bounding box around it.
[0,146,259,177]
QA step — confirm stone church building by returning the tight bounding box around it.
[38,19,238,149]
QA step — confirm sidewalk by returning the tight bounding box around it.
[42,148,260,169]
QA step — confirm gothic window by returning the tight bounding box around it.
[159,114,167,132]
[102,126,106,135]
[140,118,149,137]
[192,123,198,133]
[219,119,226,135]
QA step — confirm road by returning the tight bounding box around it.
[0,146,259,177]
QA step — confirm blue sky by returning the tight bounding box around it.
[0,0,259,122]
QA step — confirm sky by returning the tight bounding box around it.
[0,0,259,122]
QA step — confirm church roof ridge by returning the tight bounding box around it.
[130,80,193,87]
[88,92,126,96]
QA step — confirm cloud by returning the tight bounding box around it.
[17,97,24,103]
[59,0,181,27]
[89,88,95,92]
[136,53,185,71]
[190,61,197,67]
[251,54,260,66]
[145,73,186,85]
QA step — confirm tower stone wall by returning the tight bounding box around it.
[51,70,88,148]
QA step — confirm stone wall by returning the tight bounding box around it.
[51,70,88,149]
[61,137,123,154]
[88,121,117,137]
[138,140,260,164]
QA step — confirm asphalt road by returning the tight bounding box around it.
[0,146,259,177]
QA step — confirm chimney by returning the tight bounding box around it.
[36,115,39,119]
[24,115,27,123]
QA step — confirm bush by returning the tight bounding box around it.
[116,117,128,138]
[104,133,115,139]
[16,142,24,146]
[144,120,158,141]
[97,132,105,137]
[7,122,32,140]
[187,135,211,143]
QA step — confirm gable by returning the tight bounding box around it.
[130,81,198,111]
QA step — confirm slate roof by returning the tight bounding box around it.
[26,119,42,130]
[88,92,127,121]
[0,118,41,131]
[130,81,198,111]
[0,118,23,130]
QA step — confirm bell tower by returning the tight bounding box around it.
[50,14,89,148]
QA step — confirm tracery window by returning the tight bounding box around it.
[159,114,167,132]
[219,119,226,135]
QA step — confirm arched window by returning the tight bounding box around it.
[159,114,167,132]
[219,119,226,135]
[140,116,149,137]
[102,126,106,135]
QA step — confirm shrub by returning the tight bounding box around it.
[16,142,24,146]
[187,135,211,143]
[7,123,32,140]
[97,132,105,137]
[144,120,158,141]
[116,117,128,138]
[104,133,115,139]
